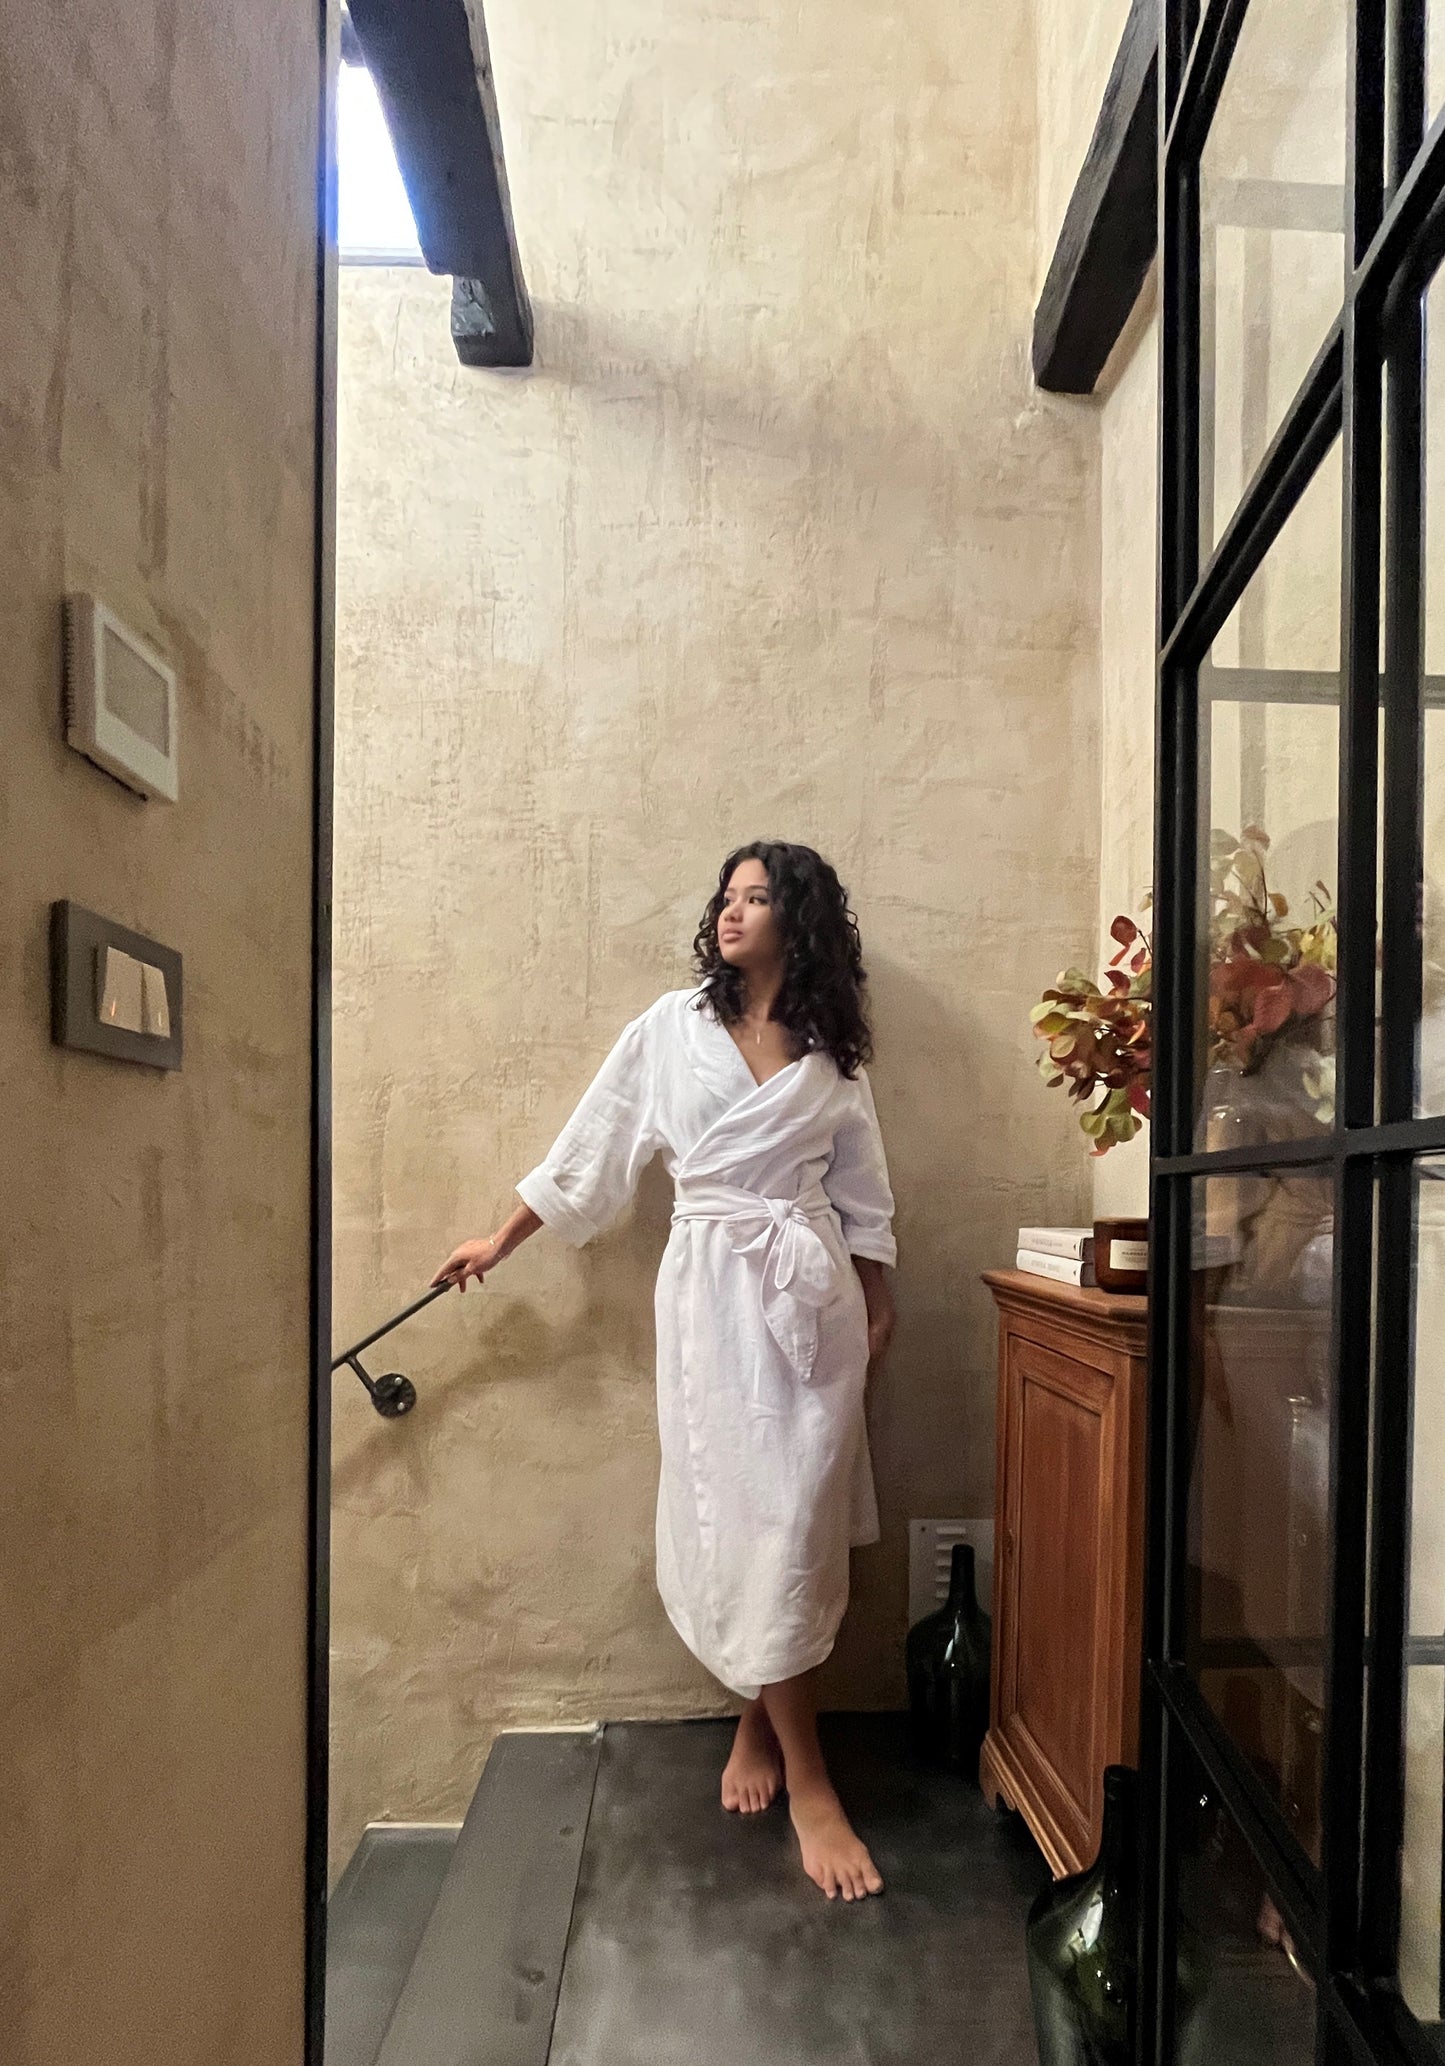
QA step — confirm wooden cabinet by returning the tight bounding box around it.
[978,1268,1148,1877]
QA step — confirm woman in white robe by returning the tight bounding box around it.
[434,842,897,1901]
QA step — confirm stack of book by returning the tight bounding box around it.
[1015,1227,1097,1287]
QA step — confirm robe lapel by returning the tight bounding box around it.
[679,1045,838,1182]
[677,987,744,1107]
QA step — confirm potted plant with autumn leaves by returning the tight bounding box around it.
[1030,825,1338,1165]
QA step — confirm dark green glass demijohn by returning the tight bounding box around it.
[904,1540,991,1775]
[1026,1764,1137,2066]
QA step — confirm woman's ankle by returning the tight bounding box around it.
[781,1755,834,1798]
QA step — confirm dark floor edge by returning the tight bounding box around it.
[539,1728,606,2065]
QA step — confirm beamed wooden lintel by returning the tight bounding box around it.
[346,0,534,367]
[1032,0,1158,395]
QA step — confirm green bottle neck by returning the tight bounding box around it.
[946,1543,978,1615]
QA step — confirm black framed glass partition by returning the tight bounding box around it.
[1145,2,1445,2061]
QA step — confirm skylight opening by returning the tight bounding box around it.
[337,59,424,266]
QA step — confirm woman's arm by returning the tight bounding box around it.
[433,1003,664,1290]
[852,1255,896,1373]
[432,1200,543,1291]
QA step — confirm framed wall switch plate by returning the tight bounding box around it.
[50,902,183,1070]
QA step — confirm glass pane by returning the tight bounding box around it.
[1187,1172,1334,1863]
[1200,0,1347,557]
[1422,272,1445,1117]
[1198,444,1341,1150]
[1402,1156,1445,2029]
[1173,1736,1318,2063]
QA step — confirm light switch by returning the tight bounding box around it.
[96,946,145,1033]
[53,902,183,1070]
[142,962,170,1038]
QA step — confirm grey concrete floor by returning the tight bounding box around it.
[547,1713,1047,2066]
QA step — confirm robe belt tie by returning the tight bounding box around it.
[670,1178,842,1382]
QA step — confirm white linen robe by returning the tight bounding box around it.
[516,985,897,1699]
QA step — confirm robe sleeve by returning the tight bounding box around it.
[514,1009,663,1247]
[823,1068,897,1266]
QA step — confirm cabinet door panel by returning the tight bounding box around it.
[1002,1335,1113,1851]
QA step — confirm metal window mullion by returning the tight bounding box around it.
[1389,0,1427,193]
[1362,245,1434,1979]
[1353,1,1388,266]
[1318,0,1386,1906]
[1161,332,1345,669]
[1139,1655,1179,2066]
[1163,0,1252,173]
[1359,105,1445,328]
[1156,1111,1445,1171]
[1360,1158,1418,1980]
[1146,1172,1195,1678]
[1379,292,1425,1123]
[1141,60,1201,2054]
[1154,186,1203,1161]
[305,3,340,2060]
[1321,1151,1376,1979]
[1160,148,1202,662]
[1163,0,1202,131]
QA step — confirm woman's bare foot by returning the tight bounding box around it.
[721,1699,785,1813]
[787,1775,885,1900]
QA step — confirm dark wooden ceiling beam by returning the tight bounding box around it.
[1033,0,1158,395]
[345,0,534,367]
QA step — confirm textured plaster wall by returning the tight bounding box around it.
[0,6,317,2063]
[331,0,1102,1859]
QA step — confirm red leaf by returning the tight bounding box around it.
[1250,981,1294,1037]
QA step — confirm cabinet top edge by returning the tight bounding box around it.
[982,1267,1149,1331]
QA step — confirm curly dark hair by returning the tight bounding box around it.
[691,841,873,1078]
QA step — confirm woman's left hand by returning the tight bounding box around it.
[853,1257,895,1375]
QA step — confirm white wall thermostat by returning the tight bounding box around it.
[63,593,179,802]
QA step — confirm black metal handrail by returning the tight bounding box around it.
[330,1280,459,1417]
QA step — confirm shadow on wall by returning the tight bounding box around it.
[387,286,1091,656]
[331,1154,675,1510]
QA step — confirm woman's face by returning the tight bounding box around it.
[717,858,782,970]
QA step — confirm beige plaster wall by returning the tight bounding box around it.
[0,6,318,2063]
[331,0,1102,1859]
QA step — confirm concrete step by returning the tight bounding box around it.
[371,1728,603,2066]
[326,1824,458,2066]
